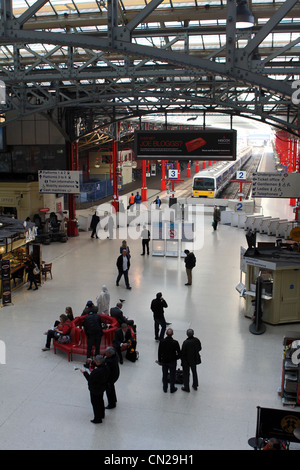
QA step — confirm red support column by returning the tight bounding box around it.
[290,138,296,206]
[161,160,167,190]
[186,161,191,177]
[67,141,79,237]
[176,160,181,181]
[141,160,147,201]
[112,138,119,214]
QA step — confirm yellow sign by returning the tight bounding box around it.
[290,227,300,241]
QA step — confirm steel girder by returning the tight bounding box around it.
[0,0,300,139]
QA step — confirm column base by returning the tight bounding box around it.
[67,220,79,237]
[141,187,147,201]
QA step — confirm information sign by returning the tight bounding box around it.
[252,172,300,198]
[38,170,80,194]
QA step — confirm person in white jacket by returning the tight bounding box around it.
[96,285,110,315]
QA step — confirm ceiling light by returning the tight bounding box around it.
[236,0,254,29]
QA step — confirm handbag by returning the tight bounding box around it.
[58,335,71,344]
[33,263,40,275]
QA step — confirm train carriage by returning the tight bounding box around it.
[192,148,252,198]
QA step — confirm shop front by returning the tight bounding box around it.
[0,216,40,305]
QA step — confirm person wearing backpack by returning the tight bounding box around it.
[183,249,196,286]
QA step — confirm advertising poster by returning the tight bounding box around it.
[134,130,237,161]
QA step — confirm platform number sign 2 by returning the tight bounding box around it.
[236,171,246,180]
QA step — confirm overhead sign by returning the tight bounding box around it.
[134,130,237,161]
[252,172,300,198]
[38,170,80,194]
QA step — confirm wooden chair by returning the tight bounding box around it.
[42,262,53,280]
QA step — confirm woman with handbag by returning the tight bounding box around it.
[25,255,39,291]
[42,314,72,351]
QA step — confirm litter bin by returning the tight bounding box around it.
[169,197,177,208]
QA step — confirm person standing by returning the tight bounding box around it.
[183,249,196,286]
[96,284,110,315]
[107,214,114,239]
[90,211,99,238]
[141,225,150,255]
[181,329,202,392]
[158,328,181,393]
[116,249,131,290]
[213,206,221,231]
[104,347,120,409]
[80,356,108,423]
[151,292,168,341]
[25,255,38,291]
[120,240,130,257]
[134,191,142,213]
[153,196,161,209]
[128,193,135,211]
[83,308,103,364]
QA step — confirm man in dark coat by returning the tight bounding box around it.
[181,329,202,392]
[183,249,196,286]
[104,347,120,409]
[116,249,131,289]
[83,309,103,363]
[113,323,133,364]
[158,328,181,393]
[110,302,128,327]
[90,211,100,238]
[151,292,168,341]
[81,356,108,423]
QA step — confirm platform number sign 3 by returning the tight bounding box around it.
[168,169,178,179]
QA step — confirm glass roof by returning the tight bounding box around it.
[0,0,299,137]
[1,0,298,60]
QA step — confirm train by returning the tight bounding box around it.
[191,147,252,198]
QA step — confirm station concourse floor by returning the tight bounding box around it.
[0,182,300,451]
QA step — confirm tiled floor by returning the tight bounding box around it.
[0,152,299,450]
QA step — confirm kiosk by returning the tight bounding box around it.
[242,246,300,325]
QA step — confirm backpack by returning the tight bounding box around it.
[191,253,196,268]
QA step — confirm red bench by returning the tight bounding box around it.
[53,314,119,361]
